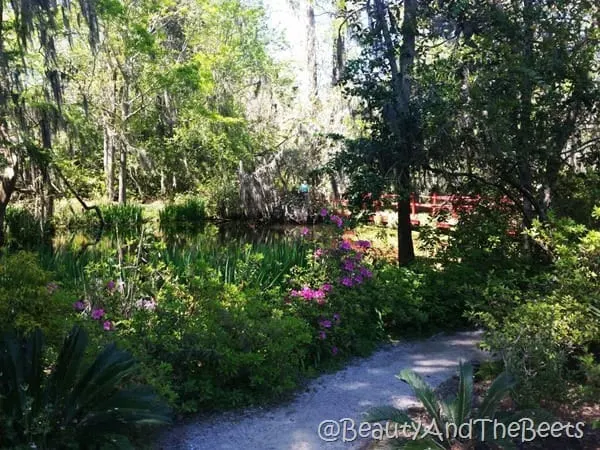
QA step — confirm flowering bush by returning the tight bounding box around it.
[284,209,383,363]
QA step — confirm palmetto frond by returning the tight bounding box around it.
[0,325,171,449]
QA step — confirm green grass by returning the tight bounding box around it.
[42,226,309,291]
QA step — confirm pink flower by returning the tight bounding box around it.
[301,227,310,236]
[320,208,328,217]
[299,286,312,300]
[313,289,325,300]
[103,320,113,331]
[318,331,327,340]
[332,346,339,355]
[322,283,332,292]
[339,240,352,251]
[135,298,157,311]
[91,308,105,320]
[319,319,332,328]
[314,248,324,258]
[341,276,353,287]
[290,290,300,297]
[316,297,327,305]
[73,300,85,312]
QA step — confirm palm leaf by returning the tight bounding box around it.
[398,369,444,430]
[477,371,516,419]
[67,344,137,420]
[454,362,473,424]
[401,437,446,449]
[47,325,88,407]
[365,405,412,424]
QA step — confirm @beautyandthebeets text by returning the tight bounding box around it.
[317,418,586,443]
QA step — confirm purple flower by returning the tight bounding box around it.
[322,283,332,292]
[91,308,105,320]
[73,300,85,312]
[343,259,355,272]
[339,240,352,251]
[320,208,328,217]
[301,227,310,236]
[357,240,372,249]
[330,215,343,228]
[103,320,113,331]
[332,346,339,356]
[106,280,116,291]
[319,319,332,328]
[341,276,353,287]
[359,267,373,278]
[318,331,327,340]
[333,313,341,323]
[354,274,364,285]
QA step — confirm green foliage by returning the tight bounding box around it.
[553,170,600,227]
[480,214,600,406]
[159,196,207,234]
[4,207,52,250]
[64,204,144,239]
[0,325,171,449]
[0,252,75,348]
[365,362,528,449]
[369,262,466,336]
[578,353,600,400]
[121,280,313,412]
[101,204,144,236]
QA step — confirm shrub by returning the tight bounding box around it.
[482,214,600,406]
[118,278,313,412]
[159,195,207,234]
[4,207,52,249]
[0,252,75,347]
[0,325,171,449]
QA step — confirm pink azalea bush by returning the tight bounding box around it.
[285,208,379,361]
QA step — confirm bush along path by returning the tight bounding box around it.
[156,330,486,450]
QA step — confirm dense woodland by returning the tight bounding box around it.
[0,1,599,449]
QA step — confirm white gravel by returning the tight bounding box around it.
[155,330,487,450]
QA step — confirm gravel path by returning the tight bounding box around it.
[156,330,487,450]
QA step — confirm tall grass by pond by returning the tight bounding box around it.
[41,223,310,290]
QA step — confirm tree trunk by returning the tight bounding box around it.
[0,155,18,247]
[397,172,415,264]
[517,0,535,227]
[118,142,127,205]
[104,124,115,201]
[307,0,318,101]
[160,169,166,196]
[118,81,130,205]
[373,0,418,265]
